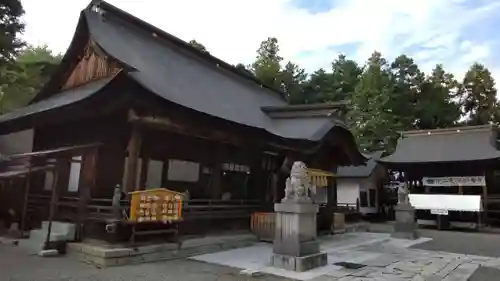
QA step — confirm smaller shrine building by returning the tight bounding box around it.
[379,125,500,229]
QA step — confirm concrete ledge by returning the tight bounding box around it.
[68,233,258,267]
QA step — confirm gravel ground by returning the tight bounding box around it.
[0,243,292,281]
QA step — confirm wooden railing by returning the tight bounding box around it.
[250,212,275,241]
[182,199,261,220]
[26,194,263,225]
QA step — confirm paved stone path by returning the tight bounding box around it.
[3,230,500,280]
[317,240,500,281]
[193,233,500,280]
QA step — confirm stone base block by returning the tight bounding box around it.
[271,252,327,272]
[273,239,320,257]
[392,222,419,240]
[391,230,419,240]
[392,203,419,240]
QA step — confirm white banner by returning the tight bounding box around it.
[422,176,485,187]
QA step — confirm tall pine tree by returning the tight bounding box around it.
[280,61,307,104]
[460,63,499,125]
[250,37,283,91]
[348,51,399,152]
[415,65,460,129]
[329,54,362,102]
[389,54,424,130]
[0,0,25,64]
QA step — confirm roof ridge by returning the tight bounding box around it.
[403,125,495,137]
[86,0,288,102]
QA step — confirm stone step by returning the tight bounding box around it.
[30,229,68,242]
[21,228,71,254]
[40,221,76,241]
[18,236,46,254]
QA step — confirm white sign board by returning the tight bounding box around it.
[430,209,449,216]
[422,176,485,187]
[409,194,482,212]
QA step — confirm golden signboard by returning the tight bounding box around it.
[129,188,184,223]
[307,168,335,187]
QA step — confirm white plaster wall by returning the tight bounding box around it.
[0,129,33,155]
[337,176,379,214]
[337,179,359,205]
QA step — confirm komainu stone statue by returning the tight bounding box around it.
[397,182,410,205]
[273,161,327,271]
[283,161,314,202]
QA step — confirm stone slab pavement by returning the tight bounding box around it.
[192,232,500,281]
[3,230,500,280]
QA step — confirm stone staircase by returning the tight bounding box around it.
[19,221,76,254]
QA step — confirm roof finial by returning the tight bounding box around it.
[90,3,105,17]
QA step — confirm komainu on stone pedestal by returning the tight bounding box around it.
[282,161,315,203]
[392,182,419,240]
[272,161,327,272]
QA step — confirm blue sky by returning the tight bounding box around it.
[21,0,500,81]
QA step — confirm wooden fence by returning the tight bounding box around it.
[250,212,275,242]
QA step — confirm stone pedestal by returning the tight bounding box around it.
[391,203,419,240]
[271,202,327,272]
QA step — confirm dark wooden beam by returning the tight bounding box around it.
[127,109,311,155]
[125,123,142,192]
[128,109,243,146]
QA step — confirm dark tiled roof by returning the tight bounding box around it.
[0,0,364,165]
[81,2,351,141]
[337,151,383,178]
[0,78,113,124]
[379,125,500,164]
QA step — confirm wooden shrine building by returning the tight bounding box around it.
[0,0,365,242]
[379,125,500,229]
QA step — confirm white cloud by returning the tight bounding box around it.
[20,0,500,82]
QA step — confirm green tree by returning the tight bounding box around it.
[280,61,307,104]
[188,39,208,53]
[0,0,25,113]
[460,63,499,125]
[348,51,399,152]
[389,54,424,130]
[414,65,461,129]
[0,45,62,113]
[17,44,62,79]
[234,63,254,77]
[0,0,25,64]
[301,55,361,105]
[250,37,283,91]
[327,54,362,102]
[301,69,333,104]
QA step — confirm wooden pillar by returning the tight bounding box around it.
[249,148,264,201]
[458,184,463,195]
[20,163,33,233]
[483,183,488,223]
[77,149,98,241]
[271,173,278,203]
[212,165,222,200]
[125,125,142,192]
[44,159,62,250]
[211,144,223,199]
